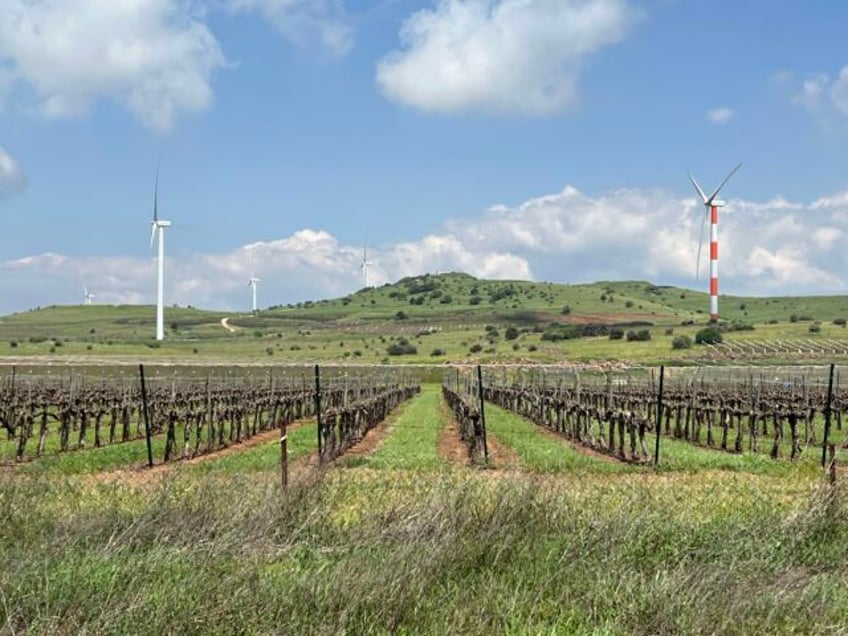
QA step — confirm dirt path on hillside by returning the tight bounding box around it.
[220,317,237,333]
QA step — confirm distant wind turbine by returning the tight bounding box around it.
[360,235,373,287]
[83,285,94,305]
[248,276,261,313]
[688,163,742,321]
[149,161,171,341]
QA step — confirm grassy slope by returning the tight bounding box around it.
[2,469,845,634]
[0,273,847,363]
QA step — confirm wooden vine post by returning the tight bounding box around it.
[654,365,665,467]
[477,365,489,463]
[314,364,323,463]
[138,364,154,468]
[280,419,288,489]
[822,363,835,469]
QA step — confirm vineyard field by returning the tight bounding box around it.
[3,362,848,633]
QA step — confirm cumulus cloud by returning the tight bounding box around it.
[224,0,353,55]
[0,146,26,194]
[0,228,530,313]
[793,67,848,119]
[0,0,226,132]
[3,184,848,314]
[706,107,735,124]
[377,0,635,114]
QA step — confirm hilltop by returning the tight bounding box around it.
[0,273,846,365]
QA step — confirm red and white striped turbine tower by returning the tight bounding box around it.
[687,163,742,321]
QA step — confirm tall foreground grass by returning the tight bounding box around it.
[2,470,848,634]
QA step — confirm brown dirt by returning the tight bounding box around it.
[90,418,314,486]
[557,312,668,325]
[438,401,470,466]
[338,403,409,459]
[437,397,521,470]
[483,434,521,470]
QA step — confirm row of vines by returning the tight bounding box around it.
[0,366,420,466]
[466,365,846,465]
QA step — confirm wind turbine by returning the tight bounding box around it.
[360,235,373,287]
[149,162,171,341]
[248,276,261,313]
[688,163,742,322]
[83,285,94,305]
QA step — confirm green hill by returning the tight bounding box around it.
[1,273,847,364]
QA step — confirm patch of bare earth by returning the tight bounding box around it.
[338,404,408,459]
[437,397,520,471]
[438,399,470,466]
[91,418,313,486]
[483,434,521,470]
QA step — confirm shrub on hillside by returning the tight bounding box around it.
[387,339,417,356]
[672,335,693,350]
[695,327,723,345]
[626,329,651,342]
[505,326,519,340]
[609,328,624,341]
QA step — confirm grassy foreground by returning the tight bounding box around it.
[2,468,847,634]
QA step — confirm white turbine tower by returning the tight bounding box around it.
[248,276,261,313]
[150,163,171,341]
[360,236,373,288]
[688,163,742,321]
[83,285,94,305]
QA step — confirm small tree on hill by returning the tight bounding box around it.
[695,327,722,345]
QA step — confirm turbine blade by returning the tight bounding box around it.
[153,160,160,223]
[707,162,742,204]
[687,171,708,203]
[695,207,708,280]
[149,224,157,251]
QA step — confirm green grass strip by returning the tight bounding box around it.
[17,436,166,475]
[358,385,444,471]
[650,432,823,477]
[483,403,634,474]
[191,422,317,472]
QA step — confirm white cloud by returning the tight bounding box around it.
[706,107,734,124]
[831,66,848,116]
[4,184,848,315]
[376,0,635,114]
[0,0,226,132]
[0,228,530,313]
[794,73,829,111]
[0,146,26,194]
[793,67,848,119]
[224,0,353,55]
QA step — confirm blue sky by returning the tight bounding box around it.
[1,0,848,313]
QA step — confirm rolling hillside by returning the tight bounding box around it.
[0,273,846,364]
